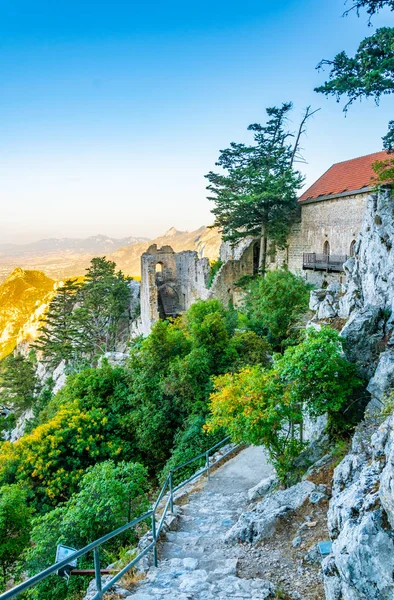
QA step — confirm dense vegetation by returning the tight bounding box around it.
[205,327,362,481]
[33,257,132,368]
[0,266,363,598]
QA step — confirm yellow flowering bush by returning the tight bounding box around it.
[0,403,123,507]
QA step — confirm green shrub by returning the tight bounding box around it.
[207,258,223,288]
[160,415,226,485]
[0,484,32,590]
[241,269,311,350]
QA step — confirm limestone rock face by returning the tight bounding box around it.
[225,480,315,544]
[367,349,394,402]
[340,305,385,379]
[247,474,277,502]
[306,190,394,598]
[311,190,394,396]
[323,415,394,600]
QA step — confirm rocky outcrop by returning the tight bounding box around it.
[323,415,394,600]
[311,190,394,396]
[225,480,316,544]
[307,189,394,598]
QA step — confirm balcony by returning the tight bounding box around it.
[303,253,348,272]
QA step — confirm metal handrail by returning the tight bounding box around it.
[0,436,237,600]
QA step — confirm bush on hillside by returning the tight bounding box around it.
[160,415,226,485]
[23,460,149,600]
[0,484,32,591]
[240,268,311,350]
[206,327,362,481]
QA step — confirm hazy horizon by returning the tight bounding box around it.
[1,0,393,244]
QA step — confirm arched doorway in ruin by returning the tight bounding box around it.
[157,283,180,318]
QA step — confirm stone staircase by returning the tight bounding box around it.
[128,446,275,599]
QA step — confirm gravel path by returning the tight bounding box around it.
[128,446,276,599]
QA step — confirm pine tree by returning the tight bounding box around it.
[0,353,41,418]
[315,1,394,181]
[33,278,81,368]
[73,257,131,362]
[205,103,316,274]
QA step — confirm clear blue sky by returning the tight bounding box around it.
[1,0,393,243]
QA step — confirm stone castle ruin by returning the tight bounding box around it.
[139,151,389,334]
[140,244,210,334]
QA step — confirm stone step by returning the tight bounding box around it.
[124,446,276,600]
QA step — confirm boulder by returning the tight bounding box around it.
[225,480,315,544]
[247,474,277,502]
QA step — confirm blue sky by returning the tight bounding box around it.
[1,0,393,243]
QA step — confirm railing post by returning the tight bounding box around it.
[169,471,174,514]
[206,450,211,481]
[151,511,158,567]
[94,548,103,599]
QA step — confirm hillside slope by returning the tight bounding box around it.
[0,268,56,360]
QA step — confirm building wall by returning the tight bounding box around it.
[273,192,368,286]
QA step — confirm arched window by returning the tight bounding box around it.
[155,262,163,282]
[323,241,330,256]
[350,240,356,257]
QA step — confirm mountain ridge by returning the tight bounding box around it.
[0,268,56,360]
[0,226,222,283]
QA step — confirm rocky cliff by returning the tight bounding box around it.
[0,268,56,360]
[310,189,394,599]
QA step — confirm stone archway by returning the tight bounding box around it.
[157,283,180,317]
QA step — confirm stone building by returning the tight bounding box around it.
[139,151,391,333]
[273,150,389,286]
[140,244,210,334]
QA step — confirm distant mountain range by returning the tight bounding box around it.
[0,268,56,360]
[0,227,222,283]
[0,234,149,257]
[0,227,222,360]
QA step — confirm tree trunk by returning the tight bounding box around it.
[258,223,268,275]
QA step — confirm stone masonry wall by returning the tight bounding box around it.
[209,239,257,307]
[140,245,210,334]
[273,193,368,286]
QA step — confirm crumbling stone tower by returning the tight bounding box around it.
[140,244,210,334]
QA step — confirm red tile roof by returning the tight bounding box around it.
[299,150,390,202]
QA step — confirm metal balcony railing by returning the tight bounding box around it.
[303,253,348,272]
[0,436,238,600]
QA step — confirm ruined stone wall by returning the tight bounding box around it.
[209,240,257,307]
[175,251,210,309]
[140,245,210,334]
